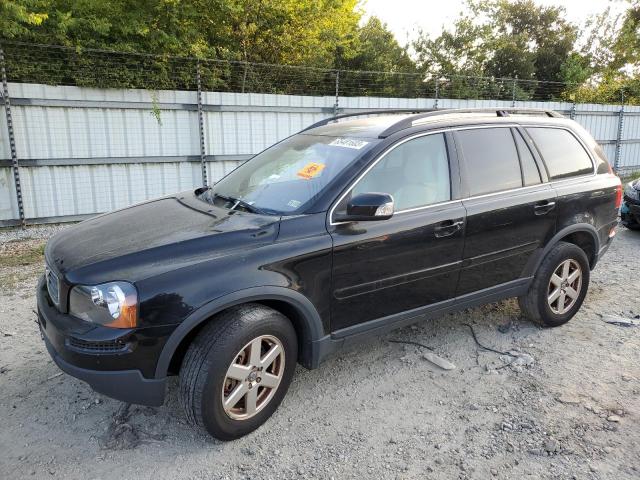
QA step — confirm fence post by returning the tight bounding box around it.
[196,61,208,187]
[511,76,517,107]
[333,70,340,117]
[570,101,576,120]
[434,78,439,109]
[614,103,625,173]
[0,46,25,227]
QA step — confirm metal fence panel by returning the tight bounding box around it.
[1,81,640,226]
[0,166,17,220]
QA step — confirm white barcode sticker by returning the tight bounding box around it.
[329,138,369,150]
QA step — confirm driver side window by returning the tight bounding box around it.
[351,133,451,212]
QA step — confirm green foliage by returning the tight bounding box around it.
[413,0,578,100]
[1,0,639,104]
[2,0,368,65]
[0,0,49,39]
[1,1,416,96]
[341,17,415,73]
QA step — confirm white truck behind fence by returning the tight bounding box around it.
[1,82,638,226]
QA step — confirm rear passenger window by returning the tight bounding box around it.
[457,128,522,196]
[526,128,593,179]
[513,130,542,186]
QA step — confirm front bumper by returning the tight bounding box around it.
[37,276,167,406]
[621,197,640,221]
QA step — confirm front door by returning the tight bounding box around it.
[328,132,465,333]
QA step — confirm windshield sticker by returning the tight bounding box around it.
[287,199,302,208]
[329,138,369,150]
[297,162,326,179]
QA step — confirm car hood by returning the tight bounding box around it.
[45,191,281,284]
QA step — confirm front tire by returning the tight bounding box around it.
[179,304,297,440]
[518,242,590,327]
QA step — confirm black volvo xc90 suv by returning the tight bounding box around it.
[38,108,622,439]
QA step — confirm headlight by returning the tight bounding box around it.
[625,182,640,201]
[69,282,138,328]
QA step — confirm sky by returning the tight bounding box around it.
[361,0,627,45]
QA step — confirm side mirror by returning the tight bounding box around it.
[334,192,394,222]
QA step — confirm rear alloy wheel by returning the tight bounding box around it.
[518,241,590,327]
[546,259,583,315]
[180,304,297,440]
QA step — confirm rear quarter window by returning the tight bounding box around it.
[526,127,594,180]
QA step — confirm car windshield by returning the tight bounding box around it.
[198,134,377,215]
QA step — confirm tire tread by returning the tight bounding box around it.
[179,304,279,427]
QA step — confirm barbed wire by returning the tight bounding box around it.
[0,40,627,104]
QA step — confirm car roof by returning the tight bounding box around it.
[303,109,573,139]
[303,114,415,138]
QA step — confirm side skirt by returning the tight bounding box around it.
[310,277,532,368]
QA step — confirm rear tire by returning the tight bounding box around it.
[518,242,590,327]
[179,303,297,440]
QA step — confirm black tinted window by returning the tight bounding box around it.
[514,130,542,186]
[457,128,522,196]
[526,128,593,179]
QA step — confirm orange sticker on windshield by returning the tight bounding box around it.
[297,162,325,179]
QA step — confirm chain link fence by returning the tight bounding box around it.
[0,41,638,227]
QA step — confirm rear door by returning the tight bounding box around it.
[328,131,465,334]
[455,126,557,296]
[526,126,621,257]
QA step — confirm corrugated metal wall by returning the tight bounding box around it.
[1,82,638,225]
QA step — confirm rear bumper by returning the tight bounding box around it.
[37,276,167,406]
[594,236,613,267]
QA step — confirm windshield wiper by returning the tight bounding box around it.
[213,193,266,215]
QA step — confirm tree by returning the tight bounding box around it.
[2,0,363,66]
[571,1,640,103]
[0,0,49,39]
[412,15,489,77]
[412,0,578,98]
[341,17,415,73]
[611,0,640,72]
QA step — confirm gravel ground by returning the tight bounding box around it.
[0,224,68,243]
[0,225,638,480]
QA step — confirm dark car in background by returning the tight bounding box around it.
[621,177,640,230]
[37,108,622,440]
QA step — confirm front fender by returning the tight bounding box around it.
[154,286,331,378]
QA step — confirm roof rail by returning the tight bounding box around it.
[301,108,437,132]
[378,107,564,137]
[300,107,564,137]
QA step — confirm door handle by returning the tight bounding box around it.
[434,218,464,238]
[534,200,556,215]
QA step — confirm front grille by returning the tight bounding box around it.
[68,337,129,353]
[45,267,60,305]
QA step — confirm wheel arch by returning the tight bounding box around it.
[155,287,328,379]
[529,224,600,276]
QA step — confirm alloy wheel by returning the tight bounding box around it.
[547,259,582,315]
[221,335,285,420]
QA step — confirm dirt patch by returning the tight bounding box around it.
[0,240,45,291]
[0,226,639,479]
[0,240,45,268]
